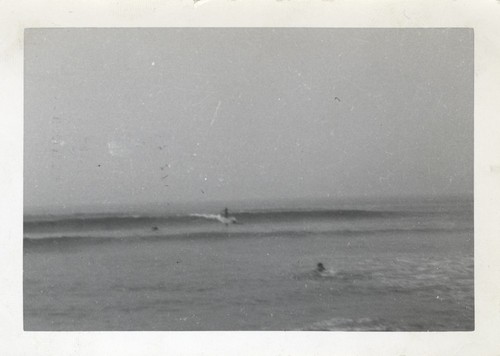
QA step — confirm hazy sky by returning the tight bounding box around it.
[24,28,473,214]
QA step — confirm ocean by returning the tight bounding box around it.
[23,198,473,331]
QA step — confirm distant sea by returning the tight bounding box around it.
[24,198,473,331]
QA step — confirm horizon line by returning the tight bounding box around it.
[24,193,473,218]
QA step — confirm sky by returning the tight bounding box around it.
[24,28,473,214]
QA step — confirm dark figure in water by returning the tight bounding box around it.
[151,226,159,231]
[223,207,229,218]
[316,263,326,273]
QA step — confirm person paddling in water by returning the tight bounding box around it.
[316,262,326,273]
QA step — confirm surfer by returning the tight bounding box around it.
[316,263,326,273]
[222,208,231,226]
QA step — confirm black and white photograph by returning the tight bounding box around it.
[23,28,474,331]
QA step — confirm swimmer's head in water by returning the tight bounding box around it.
[316,263,326,272]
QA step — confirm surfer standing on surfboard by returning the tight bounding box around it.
[222,207,232,226]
